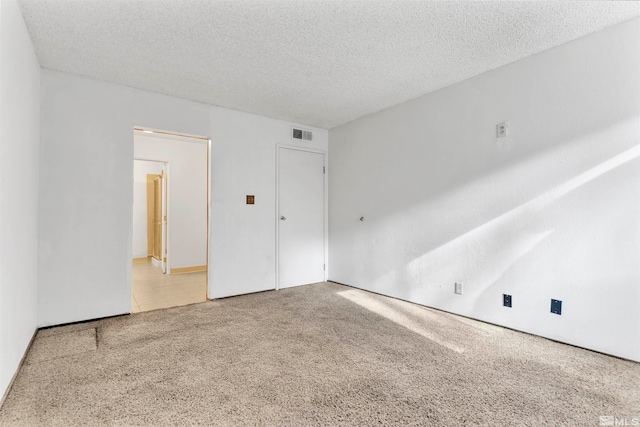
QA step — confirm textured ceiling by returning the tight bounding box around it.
[17,0,640,129]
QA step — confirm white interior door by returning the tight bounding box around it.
[278,147,325,289]
[161,166,168,274]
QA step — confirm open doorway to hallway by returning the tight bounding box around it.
[131,127,209,312]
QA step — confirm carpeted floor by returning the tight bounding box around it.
[1,282,638,426]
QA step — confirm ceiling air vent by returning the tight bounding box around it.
[292,127,313,142]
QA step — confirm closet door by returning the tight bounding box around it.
[277,147,325,289]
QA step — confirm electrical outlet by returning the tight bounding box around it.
[454,282,463,295]
[551,299,562,315]
[496,121,509,138]
[503,294,512,308]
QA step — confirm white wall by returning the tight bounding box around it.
[38,71,210,326]
[38,69,327,326]
[132,160,163,259]
[134,133,207,270]
[209,107,328,298]
[0,0,41,401]
[329,18,640,362]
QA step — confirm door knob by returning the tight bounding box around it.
[280,216,286,221]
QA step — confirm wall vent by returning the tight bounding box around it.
[292,127,313,142]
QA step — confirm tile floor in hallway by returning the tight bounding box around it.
[132,261,207,312]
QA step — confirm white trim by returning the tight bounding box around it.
[206,137,212,300]
[275,144,328,291]
[134,127,208,143]
[275,147,279,290]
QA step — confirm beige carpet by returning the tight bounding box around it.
[1,282,638,426]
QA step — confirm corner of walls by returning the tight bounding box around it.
[328,18,640,362]
[37,70,212,327]
[37,69,330,326]
[0,0,41,403]
[208,105,329,298]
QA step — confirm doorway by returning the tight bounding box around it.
[131,128,209,313]
[149,172,164,266]
[145,167,168,272]
[277,146,326,289]
[133,160,167,269]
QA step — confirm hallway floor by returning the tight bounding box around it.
[132,261,206,312]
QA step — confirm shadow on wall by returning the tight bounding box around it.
[331,116,640,359]
[334,118,639,289]
[329,19,640,360]
[380,140,638,298]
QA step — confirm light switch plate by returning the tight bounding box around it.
[455,282,463,295]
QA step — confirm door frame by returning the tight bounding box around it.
[131,127,212,307]
[275,144,328,291]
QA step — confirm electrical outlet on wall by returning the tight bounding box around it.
[454,282,463,295]
[495,120,515,152]
[496,121,509,138]
[503,294,512,307]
